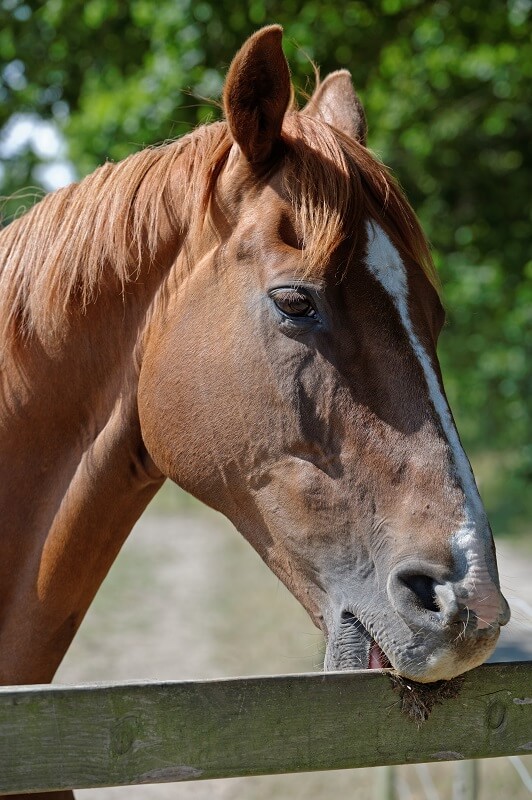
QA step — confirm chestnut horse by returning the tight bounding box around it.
[0,26,509,798]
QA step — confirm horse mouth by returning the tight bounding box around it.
[328,611,392,671]
[368,639,392,669]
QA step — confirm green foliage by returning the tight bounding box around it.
[1,0,530,534]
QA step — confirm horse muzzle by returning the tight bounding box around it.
[323,560,510,683]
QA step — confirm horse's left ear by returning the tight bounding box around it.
[303,70,367,145]
[223,25,291,166]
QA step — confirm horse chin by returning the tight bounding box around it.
[324,612,392,672]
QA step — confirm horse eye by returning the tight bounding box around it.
[270,289,317,319]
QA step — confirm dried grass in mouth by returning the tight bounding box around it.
[388,673,465,725]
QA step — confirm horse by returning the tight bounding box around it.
[0,25,509,799]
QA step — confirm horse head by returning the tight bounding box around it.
[138,26,509,682]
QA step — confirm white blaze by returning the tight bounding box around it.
[364,220,501,628]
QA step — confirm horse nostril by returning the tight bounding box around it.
[400,573,440,613]
[388,562,458,629]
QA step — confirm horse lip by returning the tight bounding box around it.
[326,598,503,681]
[499,593,511,626]
[326,611,392,671]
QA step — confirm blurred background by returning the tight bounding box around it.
[1,1,531,798]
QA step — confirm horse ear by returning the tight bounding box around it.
[223,25,291,166]
[303,70,367,145]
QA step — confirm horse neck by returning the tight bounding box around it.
[0,170,197,683]
[0,138,201,488]
[0,216,179,488]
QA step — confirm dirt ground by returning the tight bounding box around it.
[55,491,532,800]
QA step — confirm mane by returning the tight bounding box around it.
[280,114,439,291]
[0,122,231,344]
[0,112,437,346]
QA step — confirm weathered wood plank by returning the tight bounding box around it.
[0,662,530,795]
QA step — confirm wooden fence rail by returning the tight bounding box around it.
[0,661,530,795]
